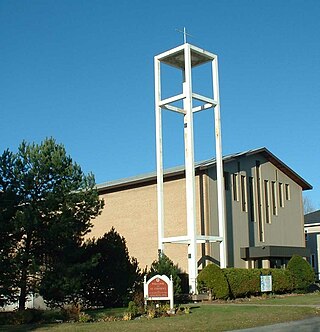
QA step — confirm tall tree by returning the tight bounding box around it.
[0,138,104,310]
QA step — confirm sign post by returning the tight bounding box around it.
[144,274,174,310]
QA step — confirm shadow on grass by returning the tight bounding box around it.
[0,323,57,332]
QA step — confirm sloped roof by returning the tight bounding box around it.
[198,147,312,191]
[305,210,320,224]
[97,147,312,193]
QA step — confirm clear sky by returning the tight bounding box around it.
[1,0,319,208]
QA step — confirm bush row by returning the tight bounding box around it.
[197,255,314,299]
[0,308,66,325]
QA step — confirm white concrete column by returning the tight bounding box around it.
[262,259,270,268]
[212,57,227,268]
[183,44,197,294]
[316,234,320,279]
[154,58,164,253]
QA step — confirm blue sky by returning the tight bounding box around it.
[0,0,319,208]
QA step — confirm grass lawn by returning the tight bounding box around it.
[1,298,320,332]
[241,292,320,306]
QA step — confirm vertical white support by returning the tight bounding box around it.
[212,56,227,268]
[317,234,320,279]
[169,275,174,310]
[183,44,198,294]
[154,58,164,253]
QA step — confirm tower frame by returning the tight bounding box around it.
[154,43,227,294]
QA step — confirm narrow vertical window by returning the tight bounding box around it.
[249,177,255,221]
[311,254,316,269]
[271,181,277,215]
[264,180,271,223]
[224,172,230,191]
[256,161,264,241]
[233,173,239,201]
[279,182,284,207]
[285,184,290,200]
[241,175,247,212]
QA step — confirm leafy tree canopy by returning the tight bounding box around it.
[0,138,104,310]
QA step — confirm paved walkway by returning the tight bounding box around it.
[230,316,320,331]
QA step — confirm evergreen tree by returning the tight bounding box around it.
[148,253,182,295]
[0,138,104,310]
[79,228,141,308]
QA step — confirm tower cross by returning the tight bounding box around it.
[175,27,193,44]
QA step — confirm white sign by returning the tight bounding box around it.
[260,275,272,292]
[144,274,174,310]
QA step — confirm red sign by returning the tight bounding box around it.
[148,277,168,297]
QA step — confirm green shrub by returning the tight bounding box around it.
[131,290,146,314]
[287,255,315,291]
[41,309,66,322]
[127,301,139,317]
[261,268,294,294]
[0,309,73,325]
[197,263,229,299]
[78,312,92,323]
[0,309,46,325]
[61,304,81,321]
[223,268,260,298]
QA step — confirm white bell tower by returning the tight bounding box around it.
[154,41,227,294]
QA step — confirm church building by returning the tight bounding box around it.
[89,147,311,273]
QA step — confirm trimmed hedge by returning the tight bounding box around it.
[223,268,260,298]
[260,268,294,294]
[287,255,314,291]
[197,256,314,300]
[0,309,66,325]
[197,264,229,299]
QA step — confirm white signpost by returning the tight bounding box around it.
[144,274,174,310]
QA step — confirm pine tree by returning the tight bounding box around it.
[0,138,104,310]
[148,253,182,295]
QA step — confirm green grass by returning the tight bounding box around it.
[85,307,127,319]
[1,303,319,332]
[241,292,320,306]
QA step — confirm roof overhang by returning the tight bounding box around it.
[97,147,312,194]
[240,245,310,260]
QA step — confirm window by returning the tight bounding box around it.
[305,230,309,243]
[241,175,247,212]
[311,254,316,269]
[249,177,255,222]
[256,161,264,242]
[233,173,239,201]
[264,180,271,223]
[285,184,290,200]
[271,181,277,216]
[279,182,284,207]
[224,172,230,191]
